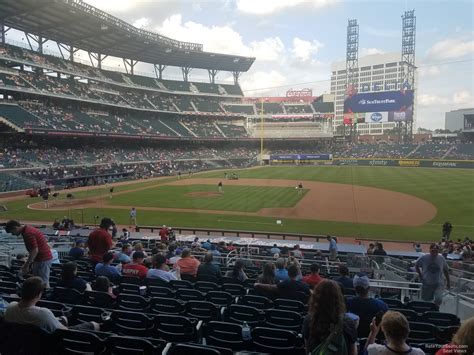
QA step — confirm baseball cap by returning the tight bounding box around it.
[353,274,370,289]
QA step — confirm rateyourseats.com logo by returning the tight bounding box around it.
[370,112,383,122]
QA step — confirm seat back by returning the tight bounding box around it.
[150,297,184,314]
[240,294,273,309]
[274,299,306,314]
[225,304,264,327]
[196,274,221,284]
[408,322,438,343]
[392,308,420,322]
[154,314,197,342]
[205,321,245,351]
[52,287,84,304]
[111,310,153,337]
[54,329,106,354]
[407,301,438,313]
[380,298,404,309]
[84,291,114,308]
[147,286,175,298]
[251,327,303,354]
[176,288,205,302]
[0,322,51,355]
[72,305,106,324]
[185,300,219,322]
[421,311,460,328]
[117,294,149,311]
[37,300,70,317]
[221,283,246,297]
[121,276,144,285]
[170,279,194,290]
[105,335,162,355]
[195,281,220,293]
[206,291,234,307]
[117,283,142,295]
[265,309,303,331]
[167,343,222,355]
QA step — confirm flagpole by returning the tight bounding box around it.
[260,97,264,164]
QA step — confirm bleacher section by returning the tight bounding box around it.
[412,144,451,159]
[284,104,313,114]
[223,103,255,115]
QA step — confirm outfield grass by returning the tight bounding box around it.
[109,184,307,212]
[1,166,473,241]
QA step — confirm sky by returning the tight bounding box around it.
[7,0,474,129]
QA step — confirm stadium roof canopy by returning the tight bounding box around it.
[0,0,255,72]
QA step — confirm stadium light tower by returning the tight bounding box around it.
[401,10,416,139]
[345,19,359,138]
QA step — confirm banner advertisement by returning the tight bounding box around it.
[365,112,388,123]
[334,158,474,169]
[270,154,332,161]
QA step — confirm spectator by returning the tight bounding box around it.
[87,218,114,265]
[367,243,375,255]
[159,225,169,243]
[165,244,177,260]
[202,239,212,250]
[415,243,450,306]
[169,249,182,265]
[197,252,221,280]
[15,254,27,265]
[257,262,276,285]
[49,243,60,265]
[270,243,281,255]
[93,276,116,299]
[121,251,148,279]
[58,262,91,293]
[274,258,289,283]
[147,254,179,282]
[436,316,474,355]
[5,220,53,287]
[442,221,453,240]
[292,244,304,259]
[373,243,387,256]
[52,219,60,230]
[191,237,201,249]
[302,263,323,288]
[313,250,325,261]
[5,277,99,332]
[68,240,85,259]
[347,274,388,337]
[225,242,236,252]
[255,264,310,301]
[366,311,424,354]
[175,249,200,277]
[210,244,221,264]
[116,244,132,264]
[327,235,338,261]
[334,265,353,290]
[225,259,248,282]
[132,243,147,258]
[302,280,357,355]
[94,252,120,283]
[414,243,423,253]
[280,246,289,259]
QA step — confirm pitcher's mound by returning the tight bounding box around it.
[186,191,222,198]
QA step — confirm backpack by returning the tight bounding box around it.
[310,322,347,355]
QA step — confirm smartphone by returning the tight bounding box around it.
[375,310,385,326]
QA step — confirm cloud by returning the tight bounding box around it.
[291,38,323,62]
[453,90,473,106]
[133,17,151,29]
[156,14,284,61]
[418,65,441,78]
[359,48,385,57]
[84,0,137,12]
[363,26,399,39]
[427,35,474,60]
[236,0,336,15]
[240,70,287,95]
[417,94,448,107]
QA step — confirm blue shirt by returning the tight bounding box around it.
[95,263,121,282]
[347,297,388,337]
[274,268,289,283]
[147,269,177,282]
[329,238,338,251]
[202,242,212,250]
[116,252,131,264]
[270,247,281,255]
[334,276,354,290]
[68,247,84,259]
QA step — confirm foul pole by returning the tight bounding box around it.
[260,98,264,163]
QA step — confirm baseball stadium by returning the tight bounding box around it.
[0,1,473,354]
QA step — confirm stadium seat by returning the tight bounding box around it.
[120,276,144,285]
[154,314,201,342]
[53,329,106,354]
[84,290,115,308]
[116,293,150,311]
[406,301,438,313]
[239,294,273,309]
[264,309,303,331]
[196,274,221,284]
[105,335,165,355]
[71,305,106,324]
[206,291,234,307]
[0,322,52,355]
[408,322,438,344]
[420,311,460,328]
[224,304,265,327]
[170,279,194,290]
[274,299,306,314]
[180,273,197,283]
[220,276,242,285]
[52,287,84,304]
[175,288,205,302]
[148,285,175,298]
[204,321,247,351]
[185,300,220,322]
[251,327,304,354]
[146,278,170,288]
[166,343,228,355]
[392,308,419,322]
[150,297,185,315]
[0,280,19,295]
[380,298,404,309]
[221,283,246,297]
[195,281,220,293]
[111,310,154,337]
[118,283,144,295]
[37,300,71,318]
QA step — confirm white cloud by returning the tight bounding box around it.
[453,90,473,106]
[417,94,448,107]
[84,0,137,12]
[291,37,323,62]
[156,14,284,61]
[240,70,287,95]
[133,17,151,29]
[427,35,474,60]
[359,48,385,57]
[236,0,335,15]
[418,65,441,78]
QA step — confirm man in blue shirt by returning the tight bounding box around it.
[327,235,338,261]
[270,244,281,255]
[94,252,121,283]
[202,239,212,250]
[116,244,132,264]
[334,265,354,291]
[346,274,388,337]
[68,240,85,259]
[274,258,289,283]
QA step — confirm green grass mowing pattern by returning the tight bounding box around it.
[2,166,473,241]
[108,184,307,212]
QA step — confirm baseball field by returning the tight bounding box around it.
[1,165,473,242]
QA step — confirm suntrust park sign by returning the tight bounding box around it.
[358,99,396,105]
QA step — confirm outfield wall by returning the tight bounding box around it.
[334,158,474,169]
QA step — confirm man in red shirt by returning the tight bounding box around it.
[302,263,324,288]
[87,218,114,265]
[5,220,53,287]
[121,251,148,279]
[159,225,169,243]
